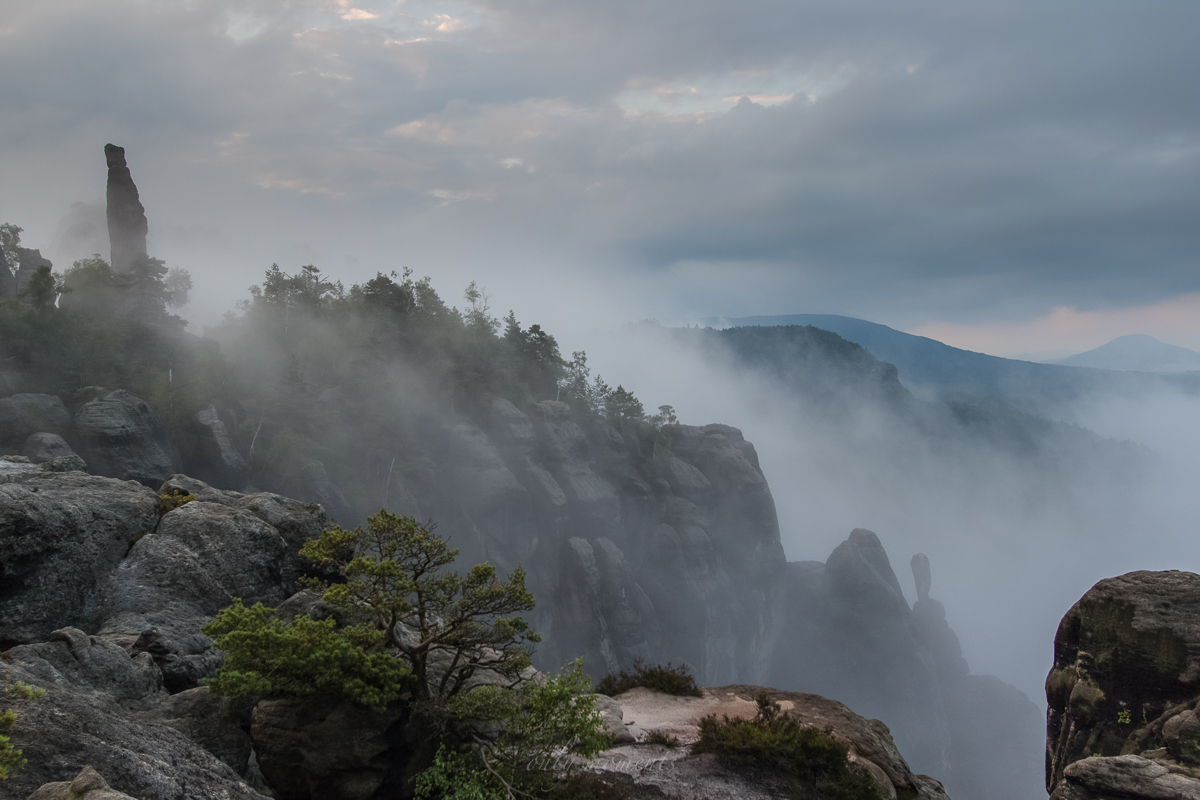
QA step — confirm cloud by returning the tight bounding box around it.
[340,9,379,21]
[0,0,1198,349]
[422,13,465,33]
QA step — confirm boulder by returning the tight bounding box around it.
[193,405,248,488]
[73,390,181,486]
[23,432,80,464]
[0,472,159,646]
[160,473,329,591]
[1046,570,1200,790]
[98,499,290,690]
[38,454,89,473]
[0,393,70,449]
[1050,754,1200,800]
[24,765,138,800]
[0,648,266,800]
[594,693,638,745]
[0,455,39,483]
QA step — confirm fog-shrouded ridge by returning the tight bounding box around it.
[7,148,1200,799]
[587,321,1200,713]
[5,216,1052,796]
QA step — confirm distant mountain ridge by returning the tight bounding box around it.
[708,314,1200,418]
[1051,333,1200,372]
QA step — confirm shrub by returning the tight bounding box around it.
[413,660,611,799]
[691,693,881,800]
[595,659,702,698]
[201,599,410,711]
[158,488,196,516]
[1,679,46,781]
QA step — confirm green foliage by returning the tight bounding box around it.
[1117,709,1131,724]
[302,510,540,700]
[201,599,410,711]
[0,223,21,270]
[1,679,45,781]
[692,693,881,800]
[603,385,644,422]
[557,350,616,415]
[415,660,611,800]
[643,730,680,748]
[164,267,193,310]
[20,265,60,310]
[158,488,196,516]
[61,255,121,317]
[595,659,702,698]
[647,405,677,427]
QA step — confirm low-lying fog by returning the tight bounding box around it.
[585,322,1200,706]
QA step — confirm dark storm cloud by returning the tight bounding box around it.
[1,0,1197,330]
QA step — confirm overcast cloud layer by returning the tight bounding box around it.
[2,0,1199,348]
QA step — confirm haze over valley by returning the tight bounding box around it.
[3,3,1200,800]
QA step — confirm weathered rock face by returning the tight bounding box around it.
[193,404,248,488]
[0,392,71,450]
[0,627,268,800]
[0,470,335,798]
[0,472,159,646]
[73,389,181,486]
[0,470,325,681]
[104,143,148,274]
[1046,570,1200,799]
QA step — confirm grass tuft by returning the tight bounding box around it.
[643,730,681,748]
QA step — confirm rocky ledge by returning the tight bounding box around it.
[1047,570,1200,799]
[592,685,949,800]
[1,468,950,799]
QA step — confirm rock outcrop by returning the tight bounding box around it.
[1046,570,1200,799]
[104,144,148,274]
[72,389,181,486]
[594,685,950,800]
[763,533,1043,800]
[22,432,81,464]
[0,469,332,799]
[25,765,139,800]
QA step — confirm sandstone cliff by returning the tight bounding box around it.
[1046,570,1200,799]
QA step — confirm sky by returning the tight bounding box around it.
[2,0,1199,358]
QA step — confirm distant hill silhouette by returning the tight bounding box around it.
[1051,334,1200,373]
[708,314,1200,417]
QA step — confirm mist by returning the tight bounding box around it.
[585,322,1200,706]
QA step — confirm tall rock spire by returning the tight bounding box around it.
[105,143,148,273]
